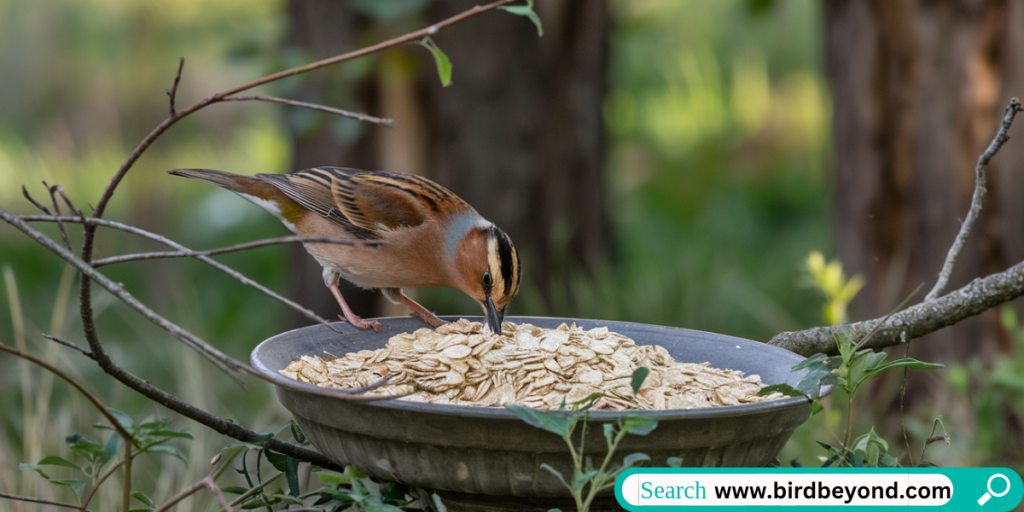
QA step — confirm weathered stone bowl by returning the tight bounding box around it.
[251,316,814,508]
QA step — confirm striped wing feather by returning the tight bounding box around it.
[258,167,467,239]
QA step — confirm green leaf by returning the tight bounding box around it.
[151,430,194,440]
[51,479,89,503]
[102,434,122,468]
[792,352,830,371]
[757,383,803,397]
[20,463,53,480]
[572,470,600,491]
[506,404,575,436]
[419,37,452,87]
[289,420,307,444]
[66,433,104,459]
[132,491,155,509]
[107,408,135,429]
[36,456,82,473]
[540,463,571,490]
[499,0,544,36]
[146,444,187,464]
[810,401,824,416]
[851,428,890,468]
[666,456,683,468]
[363,497,405,512]
[432,493,448,512]
[622,416,658,436]
[318,470,348,485]
[138,418,173,431]
[264,450,288,473]
[285,456,301,497]
[869,358,944,375]
[630,367,650,394]
[622,452,651,469]
[567,392,605,411]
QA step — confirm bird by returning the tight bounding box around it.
[168,166,521,333]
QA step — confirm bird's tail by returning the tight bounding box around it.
[167,168,260,193]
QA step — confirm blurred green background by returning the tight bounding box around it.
[1,0,1014,509]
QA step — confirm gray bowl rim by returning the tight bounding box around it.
[251,315,813,421]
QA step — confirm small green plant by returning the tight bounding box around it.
[20,410,194,508]
[507,368,657,512]
[804,251,865,326]
[764,330,944,467]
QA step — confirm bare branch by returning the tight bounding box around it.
[42,182,74,252]
[925,98,1023,301]
[21,215,342,329]
[0,343,132,443]
[154,474,236,512]
[41,333,94,359]
[89,0,512,222]
[224,95,394,127]
[92,235,359,267]
[21,185,51,214]
[0,207,250,384]
[0,492,90,512]
[167,57,184,116]
[770,258,1024,356]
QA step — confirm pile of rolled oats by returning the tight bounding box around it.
[279,319,785,410]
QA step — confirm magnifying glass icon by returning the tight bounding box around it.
[978,473,1010,506]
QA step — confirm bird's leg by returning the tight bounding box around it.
[328,282,382,332]
[383,288,446,328]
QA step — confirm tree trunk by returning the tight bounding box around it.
[420,0,611,310]
[826,0,1024,453]
[283,0,382,327]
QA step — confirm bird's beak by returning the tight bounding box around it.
[485,295,503,334]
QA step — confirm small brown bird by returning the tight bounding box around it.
[169,167,521,333]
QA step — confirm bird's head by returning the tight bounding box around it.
[453,225,522,333]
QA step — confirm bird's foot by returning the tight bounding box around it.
[338,314,382,332]
[417,310,447,328]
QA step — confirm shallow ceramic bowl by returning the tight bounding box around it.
[251,316,813,500]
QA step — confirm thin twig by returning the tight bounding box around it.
[1,208,250,384]
[153,474,236,512]
[79,459,125,511]
[92,235,360,267]
[224,96,394,127]
[925,98,1023,301]
[41,333,94,359]
[0,344,131,442]
[20,215,341,330]
[167,57,184,117]
[88,0,512,223]
[0,492,89,512]
[21,185,51,215]
[44,182,73,252]
[899,335,914,467]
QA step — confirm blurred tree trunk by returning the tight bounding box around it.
[281,0,611,325]
[282,0,382,327]
[826,0,1024,445]
[420,0,611,310]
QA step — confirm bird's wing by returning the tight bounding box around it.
[258,167,468,239]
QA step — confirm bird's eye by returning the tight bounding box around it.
[482,272,493,288]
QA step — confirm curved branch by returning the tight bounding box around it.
[770,259,1024,356]
[91,235,359,267]
[925,98,1022,301]
[2,208,250,383]
[222,96,393,127]
[20,215,340,329]
[0,492,90,512]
